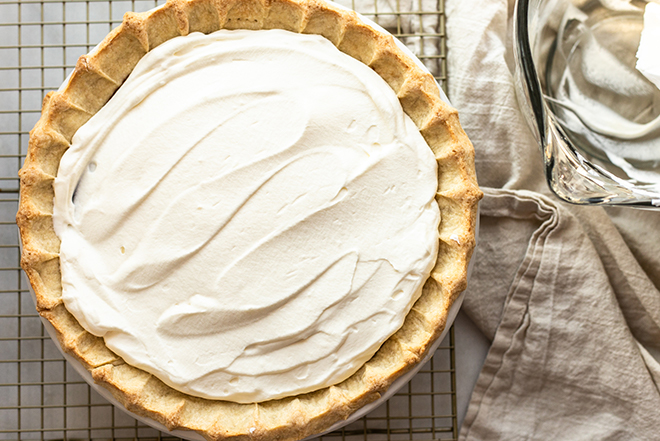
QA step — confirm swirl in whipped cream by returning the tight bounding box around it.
[53,29,440,403]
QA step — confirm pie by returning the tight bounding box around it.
[16,0,482,439]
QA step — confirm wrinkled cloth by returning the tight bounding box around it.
[445,0,660,439]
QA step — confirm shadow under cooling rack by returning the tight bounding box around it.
[0,0,454,439]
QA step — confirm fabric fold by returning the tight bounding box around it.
[461,189,660,440]
[445,0,660,437]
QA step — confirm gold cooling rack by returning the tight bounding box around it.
[0,0,456,439]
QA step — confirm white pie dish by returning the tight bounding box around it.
[17,0,481,438]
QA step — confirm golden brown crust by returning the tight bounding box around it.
[17,0,482,440]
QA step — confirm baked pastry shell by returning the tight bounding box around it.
[16,0,483,440]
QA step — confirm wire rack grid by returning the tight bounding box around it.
[0,0,456,439]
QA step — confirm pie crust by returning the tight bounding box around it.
[16,0,482,439]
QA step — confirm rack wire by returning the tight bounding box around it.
[0,0,455,439]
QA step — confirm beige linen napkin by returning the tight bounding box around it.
[446,0,660,438]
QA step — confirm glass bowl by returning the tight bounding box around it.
[513,0,660,208]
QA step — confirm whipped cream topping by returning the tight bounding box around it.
[636,2,660,91]
[53,29,440,403]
